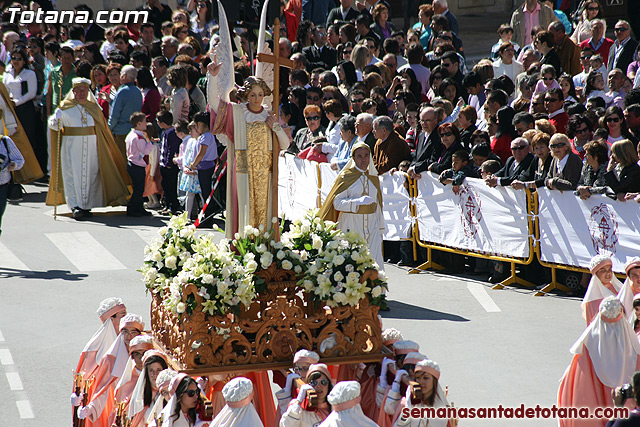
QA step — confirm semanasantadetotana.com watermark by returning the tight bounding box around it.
[6,7,148,25]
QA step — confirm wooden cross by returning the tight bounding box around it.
[256,18,294,238]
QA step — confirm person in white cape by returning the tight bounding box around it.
[393,359,452,427]
[582,253,623,325]
[317,141,385,271]
[557,296,640,427]
[126,349,169,426]
[209,376,264,427]
[276,349,321,422]
[160,373,210,427]
[319,381,378,427]
[145,368,179,426]
[281,363,334,427]
[74,297,127,379]
[617,257,640,322]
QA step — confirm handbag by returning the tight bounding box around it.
[1,136,24,201]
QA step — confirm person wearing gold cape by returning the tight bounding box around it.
[0,81,43,183]
[46,78,130,220]
[318,141,385,271]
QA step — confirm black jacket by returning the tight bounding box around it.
[605,163,640,195]
[428,141,464,175]
[540,48,563,78]
[326,7,360,27]
[519,155,552,188]
[496,152,534,186]
[607,38,640,75]
[302,44,338,72]
[411,130,442,175]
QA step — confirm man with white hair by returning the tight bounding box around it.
[108,65,143,158]
[161,35,179,66]
[578,19,613,65]
[1,31,19,64]
[432,0,458,35]
[47,78,130,219]
[354,113,376,152]
[372,116,411,175]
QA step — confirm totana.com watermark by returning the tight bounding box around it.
[6,7,148,25]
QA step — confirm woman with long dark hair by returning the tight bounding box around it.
[162,375,201,426]
[190,0,216,47]
[127,352,168,426]
[491,106,518,163]
[3,47,40,168]
[601,106,634,147]
[336,60,357,96]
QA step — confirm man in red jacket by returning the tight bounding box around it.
[545,88,569,135]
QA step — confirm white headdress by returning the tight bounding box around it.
[381,328,403,346]
[323,381,378,427]
[294,349,320,364]
[582,253,622,322]
[209,377,264,426]
[570,296,640,387]
[393,340,420,355]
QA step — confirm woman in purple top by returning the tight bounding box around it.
[370,4,395,41]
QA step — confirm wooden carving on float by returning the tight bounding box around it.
[151,264,384,374]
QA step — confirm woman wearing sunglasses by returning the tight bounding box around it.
[601,106,633,147]
[281,363,334,426]
[161,374,204,427]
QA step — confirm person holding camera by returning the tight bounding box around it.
[607,372,640,426]
[0,135,24,238]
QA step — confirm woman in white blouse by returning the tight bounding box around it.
[492,42,523,84]
[3,47,38,158]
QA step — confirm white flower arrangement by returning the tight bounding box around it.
[140,212,198,295]
[141,211,388,316]
[283,212,388,308]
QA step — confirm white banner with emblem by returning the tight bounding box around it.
[278,154,321,221]
[537,190,640,273]
[414,174,531,259]
[278,154,412,240]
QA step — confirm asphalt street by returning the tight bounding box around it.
[0,182,588,426]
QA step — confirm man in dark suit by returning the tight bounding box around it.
[607,20,639,75]
[484,137,534,187]
[354,113,377,152]
[302,26,338,72]
[327,0,360,27]
[433,0,458,35]
[409,106,442,177]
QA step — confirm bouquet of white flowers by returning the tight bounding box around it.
[140,212,198,295]
[283,213,388,308]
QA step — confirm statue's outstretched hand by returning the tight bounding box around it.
[207,54,222,77]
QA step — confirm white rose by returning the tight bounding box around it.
[333,292,347,304]
[372,286,383,298]
[256,244,267,254]
[165,256,177,270]
[281,260,293,270]
[246,260,258,273]
[333,255,345,266]
[260,252,273,269]
[294,265,302,273]
[301,223,310,234]
[202,274,214,284]
[176,302,186,313]
[276,250,286,260]
[334,271,344,282]
[312,235,323,250]
[152,251,163,262]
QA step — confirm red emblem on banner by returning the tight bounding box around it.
[457,184,482,238]
[588,203,619,254]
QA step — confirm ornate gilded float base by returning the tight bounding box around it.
[151,264,384,374]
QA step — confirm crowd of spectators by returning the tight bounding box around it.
[2,0,640,268]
